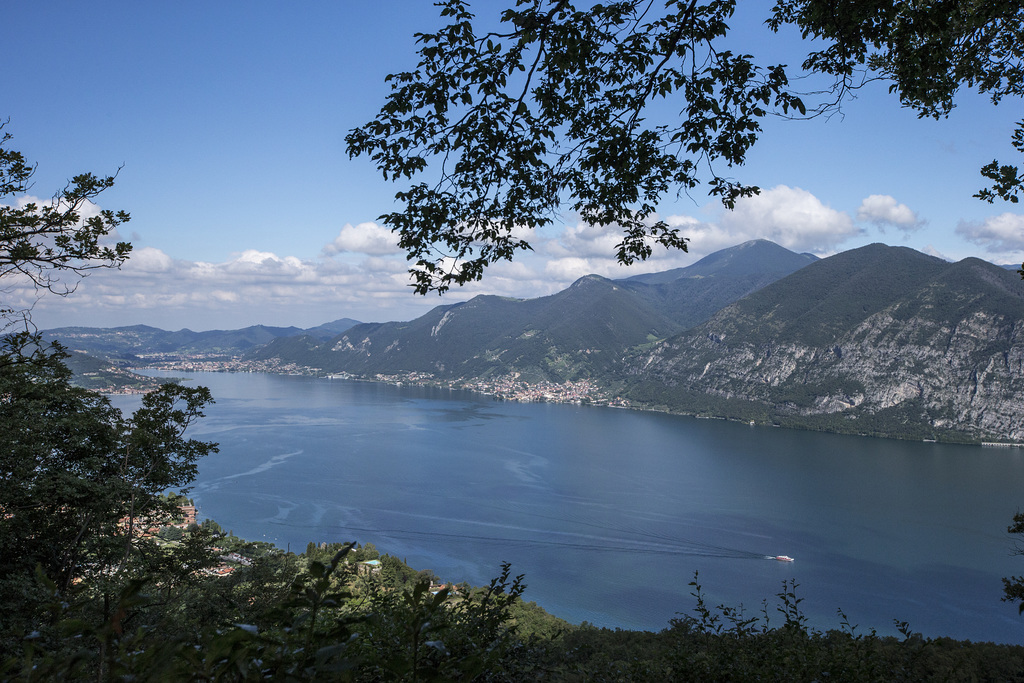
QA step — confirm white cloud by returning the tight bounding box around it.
[323,221,401,256]
[222,250,306,275]
[556,222,624,258]
[209,290,239,303]
[956,213,1024,252]
[20,185,870,330]
[856,195,924,232]
[360,256,409,274]
[559,186,860,261]
[234,249,281,265]
[123,246,174,273]
[920,245,953,261]
[487,259,538,281]
[22,242,441,329]
[535,253,685,285]
[544,257,596,282]
[530,185,860,286]
[5,194,128,248]
[14,194,102,220]
[716,185,860,253]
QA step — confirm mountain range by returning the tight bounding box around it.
[43,240,1024,442]
[43,318,361,361]
[249,240,817,382]
[626,244,1024,441]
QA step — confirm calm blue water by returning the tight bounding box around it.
[111,371,1024,643]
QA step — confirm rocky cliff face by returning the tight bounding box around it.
[628,249,1024,442]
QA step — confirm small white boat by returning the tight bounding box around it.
[772,555,795,562]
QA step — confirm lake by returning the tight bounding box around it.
[111,371,1024,643]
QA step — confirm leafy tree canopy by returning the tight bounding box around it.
[0,120,131,327]
[0,336,218,639]
[0,124,218,651]
[347,0,1024,294]
[1003,511,1024,611]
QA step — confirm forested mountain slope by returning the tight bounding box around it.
[252,240,815,382]
[619,239,819,329]
[254,278,680,382]
[626,244,1024,441]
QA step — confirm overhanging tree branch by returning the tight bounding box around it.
[348,1,1024,294]
[0,120,132,313]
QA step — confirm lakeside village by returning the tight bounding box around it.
[103,352,632,407]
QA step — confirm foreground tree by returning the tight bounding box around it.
[1003,512,1024,611]
[347,0,1023,293]
[0,120,131,328]
[0,124,218,651]
[0,343,217,637]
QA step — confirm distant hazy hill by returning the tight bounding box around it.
[627,244,1024,441]
[301,318,363,339]
[62,351,165,393]
[252,240,816,382]
[44,319,361,361]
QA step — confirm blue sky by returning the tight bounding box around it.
[6,2,1023,331]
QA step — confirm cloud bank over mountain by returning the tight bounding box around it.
[11,185,1022,331]
[956,213,1024,253]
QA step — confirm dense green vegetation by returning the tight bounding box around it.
[624,380,982,444]
[252,277,690,382]
[690,246,1024,349]
[6,527,1024,681]
[620,244,1024,443]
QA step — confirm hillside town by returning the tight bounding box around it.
[367,370,629,406]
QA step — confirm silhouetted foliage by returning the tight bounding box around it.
[0,121,131,327]
[1004,511,1024,613]
[6,556,1024,681]
[349,1,1023,293]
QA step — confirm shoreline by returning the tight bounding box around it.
[118,361,1018,447]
